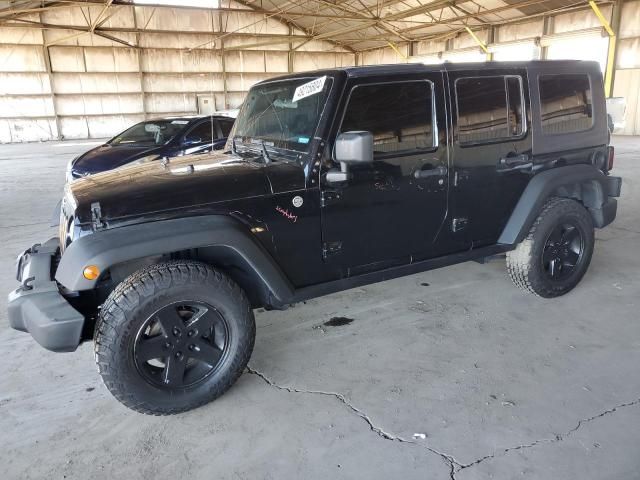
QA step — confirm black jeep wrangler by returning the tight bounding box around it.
[8,61,621,414]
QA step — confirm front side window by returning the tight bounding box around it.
[340,81,435,157]
[184,120,214,144]
[455,76,525,145]
[232,76,333,153]
[539,74,592,134]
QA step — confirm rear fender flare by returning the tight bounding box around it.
[499,164,609,245]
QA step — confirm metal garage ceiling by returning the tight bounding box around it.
[0,0,610,52]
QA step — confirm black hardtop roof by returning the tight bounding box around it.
[257,60,601,84]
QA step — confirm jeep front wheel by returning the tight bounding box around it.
[506,197,594,298]
[94,261,255,415]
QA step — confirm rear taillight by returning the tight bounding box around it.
[607,146,615,171]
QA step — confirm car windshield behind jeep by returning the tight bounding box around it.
[232,76,333,153]
[109,120,188,146]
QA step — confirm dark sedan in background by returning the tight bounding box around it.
[66,115,235,181]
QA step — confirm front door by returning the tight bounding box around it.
[320,74,449,274]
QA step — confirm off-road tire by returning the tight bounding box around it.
[506,197,594,298]
[94,261,255,415]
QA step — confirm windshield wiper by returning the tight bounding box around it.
[259,139,271,164]
[234,137,273,164]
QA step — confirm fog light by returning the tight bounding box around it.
[83,265,100,280]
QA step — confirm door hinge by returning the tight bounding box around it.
[320,190,341,208]
[452,217,468,233]
[322,241,342,259]
[91,201,105,230]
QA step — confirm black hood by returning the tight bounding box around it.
[68,151,283,224]
[72,143,164,175]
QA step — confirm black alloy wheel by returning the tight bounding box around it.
[506,197,595,298]
[95,261,255,415]
[541,222,584,281]
[134,301,229,389]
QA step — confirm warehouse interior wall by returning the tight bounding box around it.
[0,1,355,142]
[1,1,640,142]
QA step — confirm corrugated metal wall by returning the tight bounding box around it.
[0,1,355,142]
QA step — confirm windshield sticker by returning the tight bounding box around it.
[297,137,310,144]
[170,120,189,124]
[292,76,327,103]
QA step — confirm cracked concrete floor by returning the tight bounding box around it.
[1,137,639,479]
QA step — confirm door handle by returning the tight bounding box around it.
[498,153,531,171]
[414,165,447,179]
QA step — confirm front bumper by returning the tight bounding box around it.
[7,238,84,352]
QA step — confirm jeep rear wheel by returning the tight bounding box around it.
[506,197,594,298]
[94,261,255,415]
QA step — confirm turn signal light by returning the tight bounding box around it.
[83,265,100,280]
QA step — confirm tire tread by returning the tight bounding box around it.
[94,260,255,415]
[506,197,594,298]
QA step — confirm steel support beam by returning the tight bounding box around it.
[590,0,621,97]
[40,14,62,140]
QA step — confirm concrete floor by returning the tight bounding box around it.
[0,137,639,480]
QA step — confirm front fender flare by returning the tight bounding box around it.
[55,215,294,303]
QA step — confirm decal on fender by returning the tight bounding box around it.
[276,206,298,223]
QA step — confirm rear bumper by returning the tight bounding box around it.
[7,238,84,353]
[590,175,621,229]
[591,197,617,228]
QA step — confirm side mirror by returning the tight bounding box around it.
[327,131,374,183]
[335,131,373,165]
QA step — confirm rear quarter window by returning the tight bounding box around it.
[539,74,593,135]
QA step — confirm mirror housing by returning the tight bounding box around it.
[335,131,373,165]
[327,131,374,184]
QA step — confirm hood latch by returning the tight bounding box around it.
[91,202,105,231]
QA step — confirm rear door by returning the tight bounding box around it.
[447,68,532,247]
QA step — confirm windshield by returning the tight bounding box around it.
[109,119,189,146]
[232,76,333,153]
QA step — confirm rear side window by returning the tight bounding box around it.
[455,76,525,145]
[539,74,592,134]
[340,81,435,157]
[218,119,233,137]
